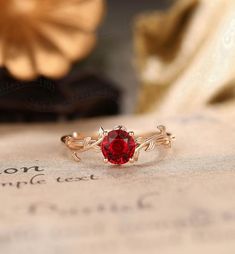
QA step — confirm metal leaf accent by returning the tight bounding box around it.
[98,127,105,138]
[72,152,81,162]
[133,125,174,161]
[144,140,156,152]
[83,137,92,148]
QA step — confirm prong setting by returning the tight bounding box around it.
[103,131,108,136]
[129,131,135,137]
[129,157,135,163]
[114,125,127,131]
[103,158,108,163]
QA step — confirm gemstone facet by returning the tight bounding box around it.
[101,129,136,165]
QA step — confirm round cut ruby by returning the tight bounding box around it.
[101,129,136,165]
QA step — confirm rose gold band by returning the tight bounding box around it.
[61,125,175,165]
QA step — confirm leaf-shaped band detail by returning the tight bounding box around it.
[132,125,174,162]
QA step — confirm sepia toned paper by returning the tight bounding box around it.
[0,107,235,254]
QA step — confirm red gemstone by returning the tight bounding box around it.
[101,129,136,165]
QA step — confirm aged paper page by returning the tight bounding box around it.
[0,107,235,254]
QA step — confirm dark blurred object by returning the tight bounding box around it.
[0,69,121,122]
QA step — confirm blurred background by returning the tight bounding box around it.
[0,0,172,122]
[97,0,172,113]
[0,0,234,122]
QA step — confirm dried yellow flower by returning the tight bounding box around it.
[0,0,105,80]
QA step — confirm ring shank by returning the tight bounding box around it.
[61,126,174,163]
[61,131,173,144]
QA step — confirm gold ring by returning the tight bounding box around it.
[61,125,175,165]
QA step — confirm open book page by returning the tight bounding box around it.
[0,106,235,254]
